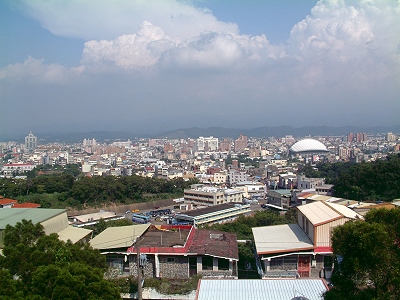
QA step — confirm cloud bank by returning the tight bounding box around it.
[1,0,399,135]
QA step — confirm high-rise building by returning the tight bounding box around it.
[234,134,247,152]
[386,132,396,142]
[219,138,231,152]
[346,133,354,143]
[83,138,96,147]
[25,131,37,151]
[196,137,218,152]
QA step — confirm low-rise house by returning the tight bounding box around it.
[297,174,325,190]
[90,224,239,279]
[252,201,362,279]
[228,171,250,185]
[0,198,17,208]
[2,163,35,177]
[266,189,292,209]
[234,181,265,199]
[0,208,92,248]
[68,211,125,227]
[278,172,297,189]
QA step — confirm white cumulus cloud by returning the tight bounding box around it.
[8,0,238,41]
[288,0,400,62]
[0,56,82,83]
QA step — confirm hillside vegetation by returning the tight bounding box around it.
[299,153,400,201]
[0,165,198,209]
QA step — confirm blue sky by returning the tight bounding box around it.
[1,0,399,138]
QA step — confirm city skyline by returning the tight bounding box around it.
[1,0,399,137]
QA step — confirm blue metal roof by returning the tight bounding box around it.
[196,279,327,300]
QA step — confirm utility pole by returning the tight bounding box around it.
[136,237,142,300]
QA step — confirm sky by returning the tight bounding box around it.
[1,0,399,138]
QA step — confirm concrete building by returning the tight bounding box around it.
[196,137,218,152]
[266,189,292,209]
[297,174,325,190]
[173,203,251,226]
[234,135,247,152]
[25,131,37,151]
[2,163,35,178]
[228,171,249,185]
[184,184,243,206]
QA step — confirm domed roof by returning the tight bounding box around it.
[289,139,328,153]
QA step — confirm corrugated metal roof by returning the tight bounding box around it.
[196,279,328,300]
[72,211,118,222]
[0,208,66,229]
[57,226,92,244]
[90,224,150,250]
[252,224,313,255]
[323,202,363,220]
[297,202,341,225]
[307,195,332,201]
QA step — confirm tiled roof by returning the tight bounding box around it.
[126,226,238,260]
[0,198,18,205]
[12,202,40,208]
[188,229,239,260]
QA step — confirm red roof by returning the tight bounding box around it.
[12,202,40,208]
[0,198,17,205]
[313,246,333,253]
[188,229,239,260]
[127,225,238,260]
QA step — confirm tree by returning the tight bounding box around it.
[0,220,121,299]
[325,209,400,300]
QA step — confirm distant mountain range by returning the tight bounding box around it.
[2,125,399,143]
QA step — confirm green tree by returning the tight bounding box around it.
[325,209,400,300]
[0,220,120,299]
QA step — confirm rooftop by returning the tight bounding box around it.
[0,208,66,229]
[182,203,244,217]
[196,279,328,300]
[140,225,191,248]
[90,224,150,250]
[252,224,313,255]
[189,229,238,260]
[297,201,341,225]
[289,139,328,153]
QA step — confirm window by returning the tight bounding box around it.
[202,256,213,270]
[218,258,229,270]
[306,220,309,235]
[270,256,297,270]
[167,257,175,263]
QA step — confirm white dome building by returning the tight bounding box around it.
[289,139,329,158]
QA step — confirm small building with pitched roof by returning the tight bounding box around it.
[91,224,239,279]
[253,201,362,279]
[0,208,92,248]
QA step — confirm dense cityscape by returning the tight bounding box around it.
[2,131,399,181]
[0,130,399,299]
